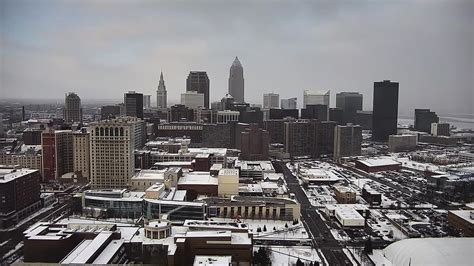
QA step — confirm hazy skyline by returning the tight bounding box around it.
[1,0,472,114]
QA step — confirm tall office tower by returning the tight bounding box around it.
[228,57,244,103]
[334,124,362,160]
[143,95,151,108]
[414,109,439,133]
[64,92,82,123]
[157,72,167,108]
[431,123,450,136]
[73,129,90,179]
[303,90,330,108]
[281,98,297,109]
[89,117,137,189]
[263,93,280,109]
[41,129,74,181]
[329,108,344,125]
[181,91,205,109]
[372,80,399,142]
[187,71,210,109]
[124,91,144,119]
[301,104,328,121]
[336,92,363,124]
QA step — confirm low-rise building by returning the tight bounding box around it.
[355,158,401,173]
[334,206,365,227]
[334,186,357,204]
[362,186,382,205]
[448,210,473,236]
[177,172,218,200]
[234,160,275,181]
[217,168,239,197]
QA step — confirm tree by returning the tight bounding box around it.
[257,227,262,233]
[296,258,304,266]
[285,223,289,228]
[273,226,276,231]
[263,225,267,232]
[253,247,271,265]
[364,238,373,254]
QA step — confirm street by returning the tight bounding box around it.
[273,161,353,266]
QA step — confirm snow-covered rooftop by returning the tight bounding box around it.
[178,172,218,185]
[357,158,401,167]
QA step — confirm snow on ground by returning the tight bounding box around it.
[368,249,392,266]
[394,157,441,172]
[213,218,309,240]
[369,210,407,241]
[352,178,372,189]
[330,229,351,241]
[343,248,358,265]
[255,246,321,266]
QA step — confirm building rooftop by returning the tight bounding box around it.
[178,172,218,186]
[131,169,166,180]
[357,158,401,167]
[334,206,365,220]
[449,210,474,225]
[0,168,38,183]
[193,256,232,266]
[235,160,275,172]
[219,168,239,176]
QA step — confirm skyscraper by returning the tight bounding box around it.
[89,117,137,189]
[263,93,280,109]
[414,109,439,133]
[281,98,297,109]
[372,80,399,142]
[143,95,151,108]
[124,91,144,119]
[303,90,330,108]
[228,57,244,103]
[181,91,205,109]
[186,71,210,109]
[64,92,82,123]
[336,92,363,124]
[157,72,167,108]
[334,124,362,160]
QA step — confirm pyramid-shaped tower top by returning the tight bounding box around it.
[232,56,242,67]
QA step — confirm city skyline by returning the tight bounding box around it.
[1,0,472,114]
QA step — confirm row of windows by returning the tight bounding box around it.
[93,127,128,137]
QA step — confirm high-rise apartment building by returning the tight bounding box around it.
[181,91,205,109]
[334,124,362,160]
[238,124,270,160]
[64,92,82,123]
[228,57,244,103]
[186,71,210,109]
[89,117,138,189]
[284,120,318,158]
[372,80,399,142]
[73,129,90,179]
[263,93,280,109]
[414,109,439,133]
[336,92,363,124]
[157,72,167,108]
[281,98,297,109]
[124,91,144,119]
[41,129,73,181]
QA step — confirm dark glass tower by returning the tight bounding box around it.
[124,91,144,119]
[336,92,363,124]
[186,71,210,109]
[372,80,399,142]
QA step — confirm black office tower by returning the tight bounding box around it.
[186,71,210,109]
[372,80,399,142]
[414,109,439,133]
[336,92,363,124]
[124,91,144,119]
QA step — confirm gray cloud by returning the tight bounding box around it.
[1,0,472,115]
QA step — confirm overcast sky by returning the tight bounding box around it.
[1,0,472,115]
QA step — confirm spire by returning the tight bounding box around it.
[232,56,241,67]
[158,71,166,91]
